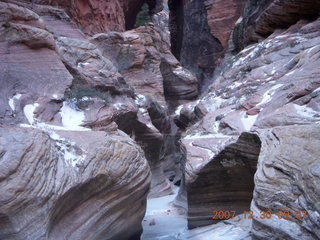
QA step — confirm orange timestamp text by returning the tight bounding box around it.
[211,210,308,220]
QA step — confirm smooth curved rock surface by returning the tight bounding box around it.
[0,125,151,240]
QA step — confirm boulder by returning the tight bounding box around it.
[0,125,151,240]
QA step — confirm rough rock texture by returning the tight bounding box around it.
[0,126,150,240]
[91,25,198,107]
[168,0,245,83]
[252,125,320,240]
[233,0,320,51]
[32,0,164,34]
[175,9,320,235]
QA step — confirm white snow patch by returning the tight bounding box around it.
[8,94,22,111]
[285,70,296,76]
[24,103,39,124]
[114,103,125,110]
[312,86,320,93]
[81,96,91,101]
[135,94,147,106]
[173,66,193,78]
[77,62,90,68]
[175,105,184,115]
[184,133,229,140]
[294,104,320,119]
[139,107,148,114]
[20,122,87,168]
[204,96,225,112]
[241,112,258,131]
[60,102,87,130]
[257,84,284,107]
[229,81,242,89]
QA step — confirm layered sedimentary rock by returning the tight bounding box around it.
[175,7,320,235]
[233,0,320,51]
[91,25,198,107]
[30,0,164,34]
[185,133,261,228]
[0,1,179,239]
[0,126,150,240]
[168,0,244,82]
[252,125,320,240]
[1,0,188,202]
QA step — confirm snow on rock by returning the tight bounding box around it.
[184,133,229,140]
[241,112,258,131]
[8,94,22,111]
[24,103,39,124]
[135,94,147,106]
[257,84,284,107]
[20,122,87,168]
[175,105,184,115]
[60,102,87,130]
[294,104,320,120]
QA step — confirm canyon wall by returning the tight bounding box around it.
[174,0,320,238]
[30,0,163,34]
[168,0,245,86]
[0,0,194,238]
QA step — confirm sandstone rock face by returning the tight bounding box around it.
[0,1,181,239]
[1,0,188,203]
[33,0,163,34]
[175,10,320,236]
[233,0,320,51]
[185,133,261,229]
[169,0,244,82]
[91,26,198,107]
[0,126,150,240]
[252,125,320,240]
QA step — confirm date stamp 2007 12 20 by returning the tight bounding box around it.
[211,210,308,220]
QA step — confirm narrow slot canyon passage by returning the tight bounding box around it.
[141,133,262,239]
[1,0,319,240]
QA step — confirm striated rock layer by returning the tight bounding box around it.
[252,125,320,240]
[174,3,320,236]
[0,126,151,240]
[186,133,261,229]
[32,0,164,34]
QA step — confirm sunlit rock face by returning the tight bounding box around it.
[174,1,320,236]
